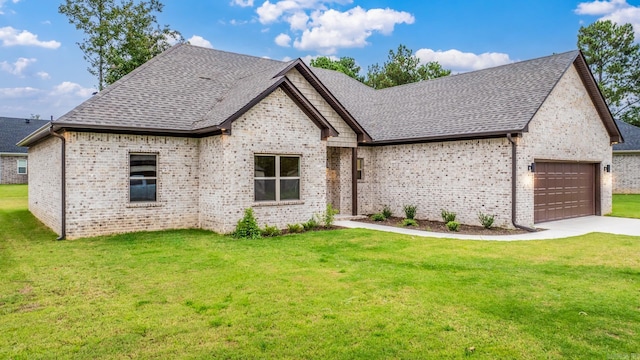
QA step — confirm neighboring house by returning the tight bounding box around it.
[613,120,640,194]
[0,117,50,184]
[18,45,622,239]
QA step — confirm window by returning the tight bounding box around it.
[130,154,157,202]
[254,155,300,202]
[356,158,363,180]
[17,159,27,175]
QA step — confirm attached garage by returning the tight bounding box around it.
[534,162,599,223]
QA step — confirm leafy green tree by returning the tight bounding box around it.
[578,20,640,126]
[310,56,364,82]
[365,44,451,89]
[59,0,182,90]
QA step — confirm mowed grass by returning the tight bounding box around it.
[1,185,640,359]
[610,194,640,219]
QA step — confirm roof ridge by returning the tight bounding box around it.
[376,49,581,93]
[185,43,289,66]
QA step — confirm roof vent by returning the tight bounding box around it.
[25,118,30,124]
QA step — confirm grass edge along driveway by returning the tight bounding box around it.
[1,184,640,359]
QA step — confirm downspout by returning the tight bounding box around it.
[506,133,537,232]
[49,125,66,240]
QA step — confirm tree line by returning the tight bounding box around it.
[59,1,639,125]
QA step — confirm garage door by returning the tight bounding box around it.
[534,162,596,223]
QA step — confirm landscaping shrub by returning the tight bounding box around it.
[261,225,281,237]
[441,209,456,223]
[322,204,339,227]
[382,205,393,219]
[446,221,460,232]
[233,208,261,239]
[371,213,386,221]
[402,218,418,227]
[302,217,319,231]
[403,205,417,220]
[478,212,495,229]
[287,223,304,233]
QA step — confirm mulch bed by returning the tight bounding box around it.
[355,216,529,236]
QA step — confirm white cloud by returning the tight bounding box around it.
[0,57,36,76]
[256,0,354,24]
[36,71,50,80]
[275,33,292,47]
[292,6,414,54]
[575,0,627,15]
[0,26,61,49]
[230,0,254,7]
[187,35,213,48]
[288,11,309,31]
[0,0,20,15]
[0,81,96,119]
[51,81,95,97]
[415,48,513,72]
[575,0,640,38]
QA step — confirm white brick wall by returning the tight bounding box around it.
[28,136,62,235]
[358,138,513,228]
[613,153,640,194]
[286,68,357,148]
[200,87,327,233]
[517,64,613,226]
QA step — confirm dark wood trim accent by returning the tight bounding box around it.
[286,61,373,142]
[351,147,357,216]
[595,163,602,216]
[573,53,623,144]
[361,132,521,146]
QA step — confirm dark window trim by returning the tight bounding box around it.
[129,152,158,203]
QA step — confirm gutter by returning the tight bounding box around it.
[506,133,537,232]
[49,125,66,240]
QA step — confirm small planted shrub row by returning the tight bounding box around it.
[371,204,393,221]
[233,204,339,239]
[478,212,495,229]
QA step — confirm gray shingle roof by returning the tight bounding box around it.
[30,45,616,146]
[0,117,49,153]
[312,51,581,142]
[55,44,294,131]
[614,120,640,151]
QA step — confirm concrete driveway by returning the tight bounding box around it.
[335,215,640,241]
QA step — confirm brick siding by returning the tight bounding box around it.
[0,155,28,184]
[613,153,640,194]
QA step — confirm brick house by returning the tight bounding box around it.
[613,120,640,194]
[0,117,49,184]
[18,45,622,239]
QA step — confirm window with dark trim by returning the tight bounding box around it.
[254,155,300,201]
[17,159,27,175]
[130,154,157,202]
[356,158,363,180]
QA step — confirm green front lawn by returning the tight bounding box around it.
[610,194,640,219]
[2,185,640,359]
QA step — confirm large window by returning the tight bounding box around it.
[254,155,300,202]
[130,154,157,202]
[17,159,27,175]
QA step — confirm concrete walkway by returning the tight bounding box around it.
[335,216,640,241]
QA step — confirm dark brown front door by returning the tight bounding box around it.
[534,162,596,223]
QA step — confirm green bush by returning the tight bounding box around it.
[302,217,319,231]
[403,205,417,220]
[371,213,386,221]
[233,208,261,239]
[382,205,393,219]
[478,212,495,229]
[322,204,339,228]
[446,221,460,232]
[261,225,281,237]
[402,218,418,227]
[441,209,456,223]
[287,223,303,233]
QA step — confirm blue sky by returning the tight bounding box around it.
[1,0,639,119]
